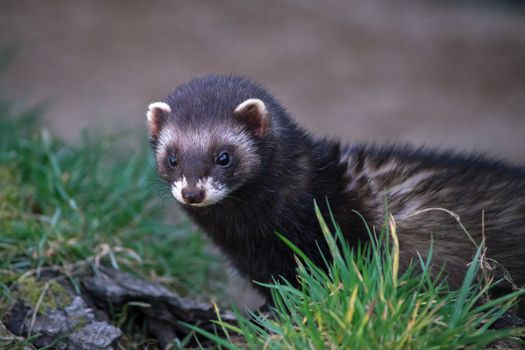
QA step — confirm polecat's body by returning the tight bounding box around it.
[147,75,525,313]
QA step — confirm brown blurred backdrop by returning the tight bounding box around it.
[1,0,525,162]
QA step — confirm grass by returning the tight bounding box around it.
[189,205,525,349]
[0,102,226,347]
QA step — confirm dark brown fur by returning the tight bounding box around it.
[148,75,525,315]
[344,145,525,293]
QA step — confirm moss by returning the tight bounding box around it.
[14,277,71,314]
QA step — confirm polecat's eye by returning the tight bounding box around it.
[168,154,178,167]
[216,151,230,166]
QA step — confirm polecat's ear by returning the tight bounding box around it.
[146,102,171,140]
[233,98,270,137]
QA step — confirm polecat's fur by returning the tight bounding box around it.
[147,75,525,314]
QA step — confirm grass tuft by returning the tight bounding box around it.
[193,203,524,349]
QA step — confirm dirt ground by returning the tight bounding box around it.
[1,0,525,162]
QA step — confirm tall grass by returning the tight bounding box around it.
[189,204,524,349]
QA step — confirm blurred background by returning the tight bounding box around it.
[1,0,525,162]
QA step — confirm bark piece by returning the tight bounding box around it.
[83,266,236,347]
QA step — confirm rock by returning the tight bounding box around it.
[68,321,123,350]
[26,296,121,349]
[4,283,122,349]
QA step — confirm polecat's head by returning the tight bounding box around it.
[146,75,274,207]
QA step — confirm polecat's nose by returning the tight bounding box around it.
[181,187,205,204]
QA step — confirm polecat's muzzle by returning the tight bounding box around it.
[181,187,205,204]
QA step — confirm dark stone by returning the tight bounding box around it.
[83,266,236,347]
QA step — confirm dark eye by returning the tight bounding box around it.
[168,154,178,167]
[216,151,230,166]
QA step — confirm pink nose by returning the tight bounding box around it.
[181,188,205,204]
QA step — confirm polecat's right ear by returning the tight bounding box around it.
[234,98,271,137]
[146,102,171,140]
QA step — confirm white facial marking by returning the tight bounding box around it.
[156,124,259,174]
[196,177,228,206]
[171,176,228,207]
[157,127,178,159]
[146,101,171,122]
[235,98,267,116]
[157,124,252,154]
[171,176,188,204]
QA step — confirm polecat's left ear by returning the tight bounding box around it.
[233,98,271,137]
[146,102,171,140]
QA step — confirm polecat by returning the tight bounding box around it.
[146,74,525,314]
